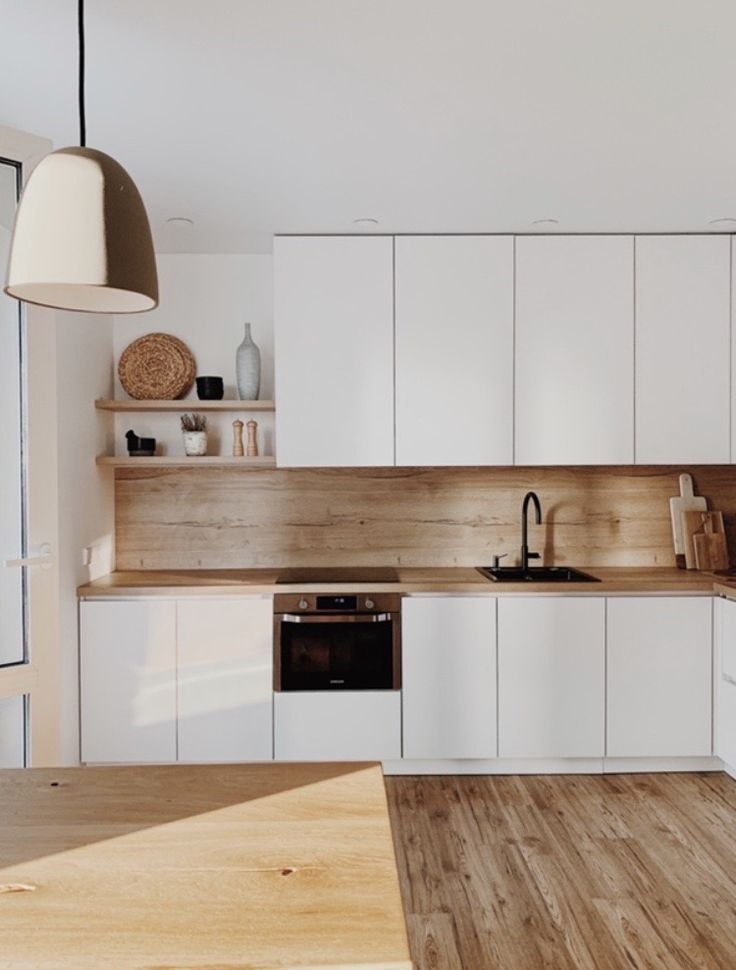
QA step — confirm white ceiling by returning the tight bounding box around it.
[3,0,736,253]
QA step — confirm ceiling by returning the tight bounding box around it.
[3,0,736,253]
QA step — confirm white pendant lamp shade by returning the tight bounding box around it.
[4,147,158,313]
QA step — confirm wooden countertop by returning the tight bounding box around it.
[0,763,411,970]
[78,566,720,597]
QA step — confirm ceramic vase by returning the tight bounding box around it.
[236,322,261,400]
[183,430,207,456]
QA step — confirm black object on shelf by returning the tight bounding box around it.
[125,429,156,457]
[196,376,224,400]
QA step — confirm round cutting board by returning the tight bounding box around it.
[118,333,196,400]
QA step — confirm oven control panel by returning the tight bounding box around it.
[274,593,401,615]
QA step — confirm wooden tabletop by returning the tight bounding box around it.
[0,763,412,970]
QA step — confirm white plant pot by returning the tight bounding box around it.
[183,431,207,456]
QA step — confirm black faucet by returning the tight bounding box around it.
[521,491,542,572]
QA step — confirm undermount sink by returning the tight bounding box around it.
[477,565,600,583]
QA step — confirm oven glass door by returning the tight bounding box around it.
[278,614,396,690]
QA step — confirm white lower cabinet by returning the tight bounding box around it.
[274,692,401,761]
[80,600,177,763]
[402,596,497,759]
[81,592,719,770]
[607,597,712,757]
[80,597,273,764]
[498,598,606,758]
[177,598,273,762]
[716,597,736,771]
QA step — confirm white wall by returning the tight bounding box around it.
[56,313,115,763]
[113,255,274,457]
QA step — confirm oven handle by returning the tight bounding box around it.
[278,613,396,624]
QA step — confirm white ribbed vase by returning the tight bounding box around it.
[236,322,261,400]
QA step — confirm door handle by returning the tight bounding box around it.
[4,543,53,570]
[279,613,394,624]
[723,672,736,687]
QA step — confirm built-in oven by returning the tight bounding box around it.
[273,593,401,691]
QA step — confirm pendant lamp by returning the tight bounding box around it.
[4,0,158,313]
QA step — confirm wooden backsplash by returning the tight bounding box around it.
[113,465,736,570]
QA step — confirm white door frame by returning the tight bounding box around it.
[0,124,62,766]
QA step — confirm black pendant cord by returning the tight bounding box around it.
[78,0,86,147]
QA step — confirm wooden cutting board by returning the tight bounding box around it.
[669,473,707,568]
[681,509,728,570]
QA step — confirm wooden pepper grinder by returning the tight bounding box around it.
[231,419,244,457]
[246,419,259,457]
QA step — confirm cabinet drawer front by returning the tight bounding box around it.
[274,691,400,761]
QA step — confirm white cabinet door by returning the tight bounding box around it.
[395,236,514,465]
[177,598,273,763]
[274,691,401,761]
[498,598,605,758]
[515,236,634,464]
[402,596,496,759]
[607,597,712,757]
[80,600,176,763]
[732,242,736,463]
[716,597,736,770]
[636,235,730,464]
[274,236,394,467]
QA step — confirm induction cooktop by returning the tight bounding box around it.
[275,567,400,584]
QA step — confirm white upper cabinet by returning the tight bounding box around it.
[395,236,514,465]
[636,235,731,464]
[607,597,712,758]
[274,236,394,467]
[515,236,634,465]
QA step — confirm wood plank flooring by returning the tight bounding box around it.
[385,773,736,970]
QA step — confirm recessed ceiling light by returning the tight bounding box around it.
[531,218,559,227]
[353,217,379,229]
[708,217,736,226]
[166,217,194,228]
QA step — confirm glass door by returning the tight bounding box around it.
[0,126,58,767]
[0,156,28,766]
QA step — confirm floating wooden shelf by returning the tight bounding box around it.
[95,399,275,412]
[96,455,277,468]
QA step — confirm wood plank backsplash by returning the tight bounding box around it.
[113,465,736,570]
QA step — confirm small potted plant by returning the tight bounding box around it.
[181,413,208,456]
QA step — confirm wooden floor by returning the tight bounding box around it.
[385,772,736,970]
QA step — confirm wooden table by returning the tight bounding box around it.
[0,762,412,969]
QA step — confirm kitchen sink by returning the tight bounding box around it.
[477,565,600,583]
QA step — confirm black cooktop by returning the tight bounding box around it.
[275,567,400,584]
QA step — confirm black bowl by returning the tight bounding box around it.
[196,376,224,400]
